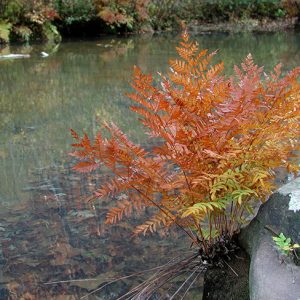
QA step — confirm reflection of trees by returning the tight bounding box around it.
[0,32,299,204]
[0,38,147,142]
[191,32,300,73]
[0,38,146,205]
[1,32,299,204]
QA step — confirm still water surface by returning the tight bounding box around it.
[0,32,299,299]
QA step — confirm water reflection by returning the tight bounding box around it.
[0,31,299,299]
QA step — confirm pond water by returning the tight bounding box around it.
[0,31,299,299]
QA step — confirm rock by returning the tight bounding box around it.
[68,210,95,220]
[239,177,300,300]
[41,51,49,57]
[0,246,9,299]
[0,287,9,299]
[0,54,30,60]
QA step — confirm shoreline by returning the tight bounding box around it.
[187,17,299,34]
[0,17,299,46]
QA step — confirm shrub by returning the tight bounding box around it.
[70,33,300,253]
[0,22,12,43]
[282,0,300,17]
[94,0,151,31]
[0,0,24,23]
[54,0,95,25]
[148,0,294,29]
[0,0,59,24]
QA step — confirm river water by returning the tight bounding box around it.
[0,31,299,299]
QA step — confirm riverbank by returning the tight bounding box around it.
[0,16,299,46]
[188,17,299,34]
[0,0,299,45]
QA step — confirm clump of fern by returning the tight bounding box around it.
[70,31,300,255]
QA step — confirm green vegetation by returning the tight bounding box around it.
[0,0,61,43]
[149,0,300,30]
[273,233,300,255]
[54,0,95,25]
[0,1,299,43]
[0,21,12,43]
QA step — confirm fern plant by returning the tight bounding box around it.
[70,32,300,254]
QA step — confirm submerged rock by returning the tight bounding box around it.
[41,51,49,57]
[0,54,30,60]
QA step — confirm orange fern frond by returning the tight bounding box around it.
[70,32,300,249]
[105,195,144,224]
[133,212,174,236]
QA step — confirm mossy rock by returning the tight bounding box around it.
[0,21,61,44]
[0,22,12,44]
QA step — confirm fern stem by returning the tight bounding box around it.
[224,214,228,235]
[229,203,239,236]
[212,212,218,236]
[221,213,227,236]
[183,170,192,191]
[131,184,200,246]
[228,201,234,236]
[208,212,212,245]
[192,217,209,254]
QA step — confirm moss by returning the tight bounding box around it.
[0,22,12,44]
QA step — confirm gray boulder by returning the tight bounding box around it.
[239,177,300,300]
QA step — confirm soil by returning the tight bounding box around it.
[202,248,250,300]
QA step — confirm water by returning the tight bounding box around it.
[0,31,299,299]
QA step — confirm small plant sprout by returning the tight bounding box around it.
[272,233,300,255]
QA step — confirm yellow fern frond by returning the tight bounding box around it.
[181,200,227,218]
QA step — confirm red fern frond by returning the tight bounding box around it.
[72,161,99,173]
[70,128,80,140]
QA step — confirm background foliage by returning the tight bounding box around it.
[0,0,299,40]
